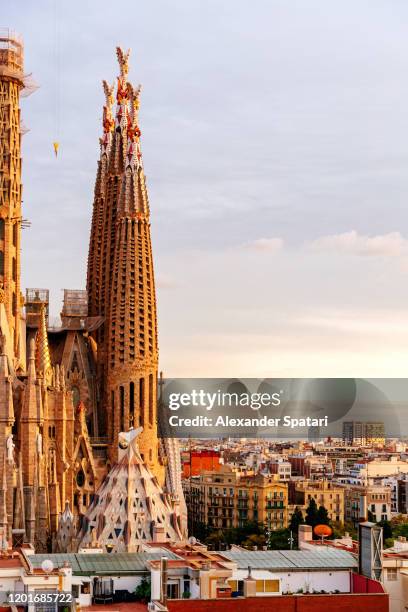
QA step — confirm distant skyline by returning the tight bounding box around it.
[4,0,408,376]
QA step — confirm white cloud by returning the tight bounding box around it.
[309,230,408,257]
[243,237,284,252]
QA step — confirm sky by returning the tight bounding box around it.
[4,0,408,377]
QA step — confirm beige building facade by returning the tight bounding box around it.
[185,466,289,531]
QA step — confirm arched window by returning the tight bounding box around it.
[129,381,135,426]
[0,219,4,241]
[120,386,125,431]
[149,374,154,426]
[72,386,80,407]
[139,378,145,426]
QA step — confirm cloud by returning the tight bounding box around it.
[309,230,408,257]
[242,237,284,252]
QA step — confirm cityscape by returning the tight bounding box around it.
[0,14,406,612]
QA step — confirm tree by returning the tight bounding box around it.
[267,528,291,550]
[242,533,266,550]
[378,520,392,541]
[289,507,304,545]
[205,530,226,550]
[134,578,151,603]
[316,505,330,526]
[289,507,304,533]
[305,498,319,528]
[191,521,210,542]
[393,522,408,539]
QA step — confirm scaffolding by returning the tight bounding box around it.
[0,29,23,76]
[25,288,49,327]
[61,289,88,318]
[0,29,37,97]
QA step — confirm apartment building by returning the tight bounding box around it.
[268,458,292,480]
[293,481,344,523]
[184,465,288,531]
[342,421,385,446]
[343,484,391,525]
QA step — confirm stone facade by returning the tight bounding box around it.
[87,48,163,483]
[0,32,186,551]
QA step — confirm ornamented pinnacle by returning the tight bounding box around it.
[102,80,115,134]
[35,303,52,386]
[127,83,142,142]
[116,47,130,80]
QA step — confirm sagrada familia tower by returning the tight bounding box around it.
[0,30,186,552]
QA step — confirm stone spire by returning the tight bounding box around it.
[22,338,41,420]
[35,303,52,386]
[0,31,25,360]
[0,333,14,425]
[87,48,162,482]
[54,500,77,553]
[0,455,8,537]
[20,336,42,521]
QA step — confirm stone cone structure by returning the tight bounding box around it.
[54,500,77,553]
[78,428,184,552]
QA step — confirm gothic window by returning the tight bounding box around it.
[76,469,85,487]
[129,381,135,426]
[139,378,145,426]
[149,374,153,426]
[0,251,4,275]
[0,219,4,240]
[71,351,80,371]
[12,223,17,246]
[72,386,80,407]
[120,386,125,431]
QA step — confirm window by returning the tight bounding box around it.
[149,373,153,425]
[139,378,145,425]
[265,580,280,593]
[256,579,280,593]
[387,568,397,581]
[120,386,125,431]
[76,469,85,487]
[0,219,4,240]
[72,386,80,407]
[129,381,135,426]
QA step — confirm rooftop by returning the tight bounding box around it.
[28,551,181,576]
[223,547,358,570]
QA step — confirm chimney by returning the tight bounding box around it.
[243,565,257,597]
[359,495,368,522]
[160,557,168,607]
[298,524,313,548]
[153,524,166,543]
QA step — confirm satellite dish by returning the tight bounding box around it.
[188,536,197,546]
[41,559,54,575]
